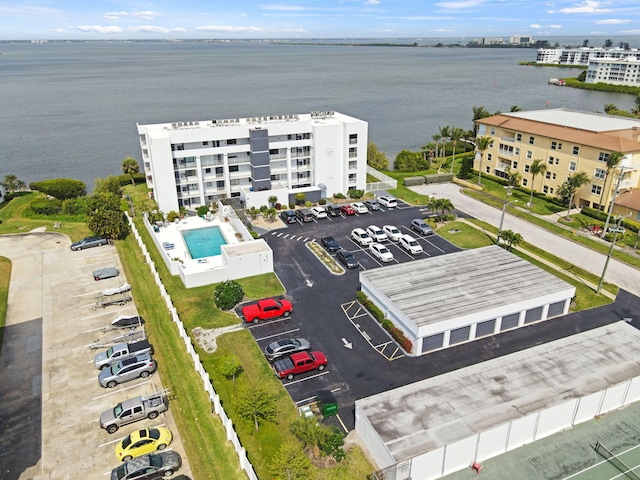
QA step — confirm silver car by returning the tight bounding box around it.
[99,353,156,388]
[93,267,120,281]
[264,338,311,362]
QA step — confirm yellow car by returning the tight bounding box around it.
[115,427,173,461]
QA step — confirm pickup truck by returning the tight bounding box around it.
[94,339,153,369]
[241,298,293,324]
[273,351,328,380]
[100,391,169,434]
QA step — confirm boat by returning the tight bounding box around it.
[548,78,566,86]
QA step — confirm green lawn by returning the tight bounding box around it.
[0,257,11,353]
[436,221,494,248]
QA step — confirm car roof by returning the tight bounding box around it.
[352,227,367,233]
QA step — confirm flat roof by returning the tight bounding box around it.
[506,108,640,132]
[356,321,640,463]
[360,245,572,328]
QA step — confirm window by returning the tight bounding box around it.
[512,161,518,169]
[595,168,606,179]
[202,141,209,146]
[514,147,520,156]
[349,134,358,144]
[551,141,562,150]
[486,166,490,173]
[548,157,554,165]
[552,173,557,179]
[490,127,496,135]
[227,139,237,145]
[555,158,560,165]
[598,152,610,162]
[516,133,522,142]
[543,185,549,194]
[529,136,535,145]
[204,168,211,174]
[591,185,602,195]
[526,150,533,159]
[522,178,528,186]
[487,153,492,162]
[349,147,357,158]
[230,179,240,186]
[524,164,530,173]
[573,146,580,155]
[569,161,577,172]
[229,165,239,172]
[545,171,551,179]
[269,149,278,154]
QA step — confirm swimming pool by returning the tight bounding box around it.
[181,226,228,259]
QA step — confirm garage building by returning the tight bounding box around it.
[359,245,575,356]
[355,321,640,480]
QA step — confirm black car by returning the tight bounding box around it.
[327,204,342,217]
[280,210,297,224]
[364,200,380,211]
[70,235,108,251]
[337,250,359,269]
[321,236,341,253]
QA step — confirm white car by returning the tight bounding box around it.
[351,202,368,214]
[310,206,327,219]
[382,225,402,242]
[369,243,394,263]
[366,225,388,243]
[102,283,132,296]
[351,228,373,246]
[378,196,398,209]
[399,234,423,255]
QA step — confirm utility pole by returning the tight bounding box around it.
[497,186,518,245]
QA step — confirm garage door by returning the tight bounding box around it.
[524,306,544,324]
[476,319,496,338]
[547,301,566,318]
[500,313,520,331]
[422,333,444,354]
[449,326,471,345]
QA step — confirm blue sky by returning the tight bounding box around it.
[1,0,639,40]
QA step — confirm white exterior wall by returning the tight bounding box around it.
[383,376,640,480]
[586,57,640,86]
[354,404,395,469]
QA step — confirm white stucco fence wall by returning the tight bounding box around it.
[126,212,258,480]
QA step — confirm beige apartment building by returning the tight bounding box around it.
[476,108,640,210]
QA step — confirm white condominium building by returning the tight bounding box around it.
[536,47,639,65]
[586,56,640,86]
[137,111,368,213]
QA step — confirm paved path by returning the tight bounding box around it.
[412,183,640,297]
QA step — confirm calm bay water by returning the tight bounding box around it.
[0,40,637,189]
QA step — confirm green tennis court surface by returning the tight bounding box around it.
[564,443,640,480]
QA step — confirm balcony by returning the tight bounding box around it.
[495,161,511,172]
[500,136,515,143]
[498,149,513,157]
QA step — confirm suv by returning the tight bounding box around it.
[280,210,297,224]
[70,235,108,251]
[378,196,398,209]
[327,204,342,217]
[411,219,434,236]
[321,236,341,253]
[364,200,380,211]
[296,209,314,223]
[310,206,327,219]
[367,225,388,242]
[351,228,373,246]
[399,234,423,255]
[98,353,156,388]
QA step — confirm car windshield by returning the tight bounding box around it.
[389,227,399,233]
[115,464,127,477]
[114,403,123,417]
[148,428,160,440]
[121,435,133,449]
[106,346,114,357]
[111,363,122,375]
[149,454,163,467]
[410,241,418,246]
[379,247,390,253]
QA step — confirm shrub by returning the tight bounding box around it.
[259,205,268,212]
[318,198,327,205]
[333,193,346,199]
[403,176,425,187]
[289,203,296,209]
[295,193,306,205]
[358,292,413,353]
[304,200,312,208]
[62,197,90,216]
[29,197,62,215]
[425,173,454,184]
[167,211,179,222]
[196,205,209,217]
[274,203,282,210]
[250,230,259,239]
[348,189,364,199]
[29,178,86,199]
[213,280,244,310]
[356,291,384,322]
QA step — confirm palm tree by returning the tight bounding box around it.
[558,171,590,219]
[510,105,523,112]
[121,157,140,186]
[432,134,442,160]
[528,159,547,206]
[472,106,491,135]
[597,151,624,211]
[604,103,618,114]
[428,197,455,220]
[500,230,523,251]
[475,136,492,186]
[437,126,450,173]
[448,127,465,174]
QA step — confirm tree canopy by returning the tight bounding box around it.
[367,142,389,170]
[394,149,427,171]
[87,191,128,239]
[121,157,140,186]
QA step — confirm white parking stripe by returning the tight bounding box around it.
[91,380,153,400]
[282,370,330,386]
[255,328,300,342]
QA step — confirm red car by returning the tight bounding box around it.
[340,204,356,216]
[241,298,293,323]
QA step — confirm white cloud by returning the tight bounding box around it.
[434,0,485,9]
[74,25,124,34]
[621,29,640,34]
[558,1,612,14]
[364,0,381,5]
[530,24,542,28]
[596,18,630,24]
[128,25,185,33]
[549,24,563,28]
[104,11,159,21]
[432,28,455,32]
[261,4,306,11]
[195,25,264,33]
[281,28,306,33]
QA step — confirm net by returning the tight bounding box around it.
[595,441,640,480]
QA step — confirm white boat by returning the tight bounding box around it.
[548,78,566,86]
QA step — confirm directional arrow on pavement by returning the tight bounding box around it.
[342,338,353,349]
[306,279,314,287]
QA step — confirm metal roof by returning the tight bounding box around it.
[360,245,572,328]
[506,108,640,132]
[356,321,640,463]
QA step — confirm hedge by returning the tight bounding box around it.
[29,178,86,199]
[356,291,413,353]
[582,206,640,233]
[425,173,454,184]
[403,176,426,187]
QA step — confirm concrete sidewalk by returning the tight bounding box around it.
[411,183,640,297]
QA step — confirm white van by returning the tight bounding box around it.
[351,228,373,246]
[399,234,423,255]
[378,196,398,209]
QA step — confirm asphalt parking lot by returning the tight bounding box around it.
[250,201,640,432]
[0,236,192,480]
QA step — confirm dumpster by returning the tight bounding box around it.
[317,390,338,418]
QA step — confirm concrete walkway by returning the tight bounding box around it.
[411,183,640,297]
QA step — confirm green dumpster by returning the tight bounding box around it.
[317,390,338,418]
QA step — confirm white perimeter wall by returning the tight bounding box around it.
[400,375,640,480]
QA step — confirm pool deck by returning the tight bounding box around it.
[153,216,239,273]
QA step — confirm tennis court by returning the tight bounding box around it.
[564,443,640,480]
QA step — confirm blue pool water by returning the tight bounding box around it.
[181,227,227,259]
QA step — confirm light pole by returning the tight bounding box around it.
[597,214,626,294]
[497,186,518,244]
[602,161,632,238]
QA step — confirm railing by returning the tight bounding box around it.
[366,166,397,192]
[128,212,258,480]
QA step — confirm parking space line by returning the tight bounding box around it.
[423,238,446,253]
[246,316,293,330]
[282,370,329,386]
[98,422,168,448]
[255,328,300,342]
[91,380,153,400]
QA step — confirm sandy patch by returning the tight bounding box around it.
[192,324,243,353]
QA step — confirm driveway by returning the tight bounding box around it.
[0,233,191,480]
[414,183,640,297]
